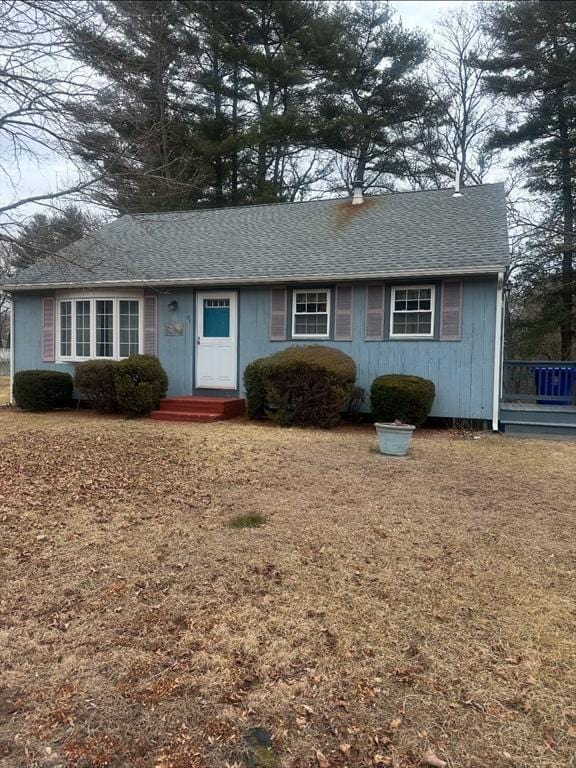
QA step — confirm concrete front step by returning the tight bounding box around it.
[151,396,245,423]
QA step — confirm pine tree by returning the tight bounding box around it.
[308,0,429,191]
[480,0,576,359]
[9,206,103,271]
[69,0,210,213]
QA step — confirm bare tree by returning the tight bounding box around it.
[404,4,504,190]
[0,1,103,216]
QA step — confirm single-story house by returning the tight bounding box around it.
[2,183,509,427]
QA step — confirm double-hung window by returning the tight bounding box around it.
[390,285,435,338]
[292,289,330,338]
[57,296,143,361]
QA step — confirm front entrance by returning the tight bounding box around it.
[195,291,238,389]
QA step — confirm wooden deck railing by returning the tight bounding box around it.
[502,361,576,405]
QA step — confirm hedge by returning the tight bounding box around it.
[74,360,118,413]
[112,354,168,416]
[13,370,73,411]
[370,374,435,427]
[244,345,356,428]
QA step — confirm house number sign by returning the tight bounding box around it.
[164,321,184,336]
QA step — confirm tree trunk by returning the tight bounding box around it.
[231,62,239,205]
[557,86,574,360]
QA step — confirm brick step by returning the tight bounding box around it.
[160,396,244,418]
[150,410,224,423]
[158,398,244,416]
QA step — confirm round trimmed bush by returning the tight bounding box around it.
[112,355,168,416]
[13,369,73,411]
[246,345,356,428]
[370,374,435,427]
[75,360,118,413]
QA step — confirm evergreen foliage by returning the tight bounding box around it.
[13,370,74,411]
[479,0,576,359]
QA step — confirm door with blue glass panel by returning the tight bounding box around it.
[195,291,238,389]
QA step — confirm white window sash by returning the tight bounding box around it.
[389,285,435,339]
[291,288,331,339]
[56,294,144,362]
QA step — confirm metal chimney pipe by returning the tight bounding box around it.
[352,178,364,205]
[453,164,462,198]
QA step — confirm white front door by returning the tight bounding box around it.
[195,291,238,389]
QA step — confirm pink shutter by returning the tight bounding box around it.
[364,284,385,341]
[269,288,287,341]
[42,297,56,362]
[440,280,463,340]
[334,285,354,341]
[143,295,158,355]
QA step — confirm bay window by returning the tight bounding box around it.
[57,295,143,361]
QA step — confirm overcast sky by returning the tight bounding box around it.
[2,0,473,218]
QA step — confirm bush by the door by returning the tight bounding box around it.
[13,370,73,411]
[75,360,118,413]
[370,374,435,427]
[243,358,268,419]
[113,354,168,416]
[244,345,356,428]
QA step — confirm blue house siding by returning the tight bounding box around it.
[11,274,497,420]
[238,276,497,420]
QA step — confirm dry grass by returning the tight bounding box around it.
[1,411,575,768]
[0,376,10,404]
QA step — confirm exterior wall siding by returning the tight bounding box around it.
[237,276,497,420]
[12,275,497,419]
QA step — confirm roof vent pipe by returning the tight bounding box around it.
[453,165,462,198]
[352,178,364,205]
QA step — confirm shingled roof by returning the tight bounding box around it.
[4,183,509,290]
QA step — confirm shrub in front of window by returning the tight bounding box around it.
[113,355,168,417]
[246,346,356,428]
[370,374,435,427]
[13,370,73,411]
[243,358,268,419]
[74,360,119,413]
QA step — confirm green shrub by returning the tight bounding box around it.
[74,360,118,413]
[370,374,435,427]
[245,345,356,429]
[112,355,168,416]
[13,369,73,411]
[243,358,268,419]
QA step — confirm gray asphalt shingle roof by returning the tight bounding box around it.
[5,183,509,289]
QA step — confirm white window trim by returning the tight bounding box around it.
[389,284,436,339]
[291,288,331,339]
[55,292,144,362]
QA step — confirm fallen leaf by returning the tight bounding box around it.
[339,743,351,755]
[422,750,447,768]
[388,717,402,732]
[316,749,329,768]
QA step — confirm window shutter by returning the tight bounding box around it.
[364,284,385,340]
[334,285,354,341]
[143,294,158,355]
[269,287,287,341]
[42,297,55,362]
[440,280,463,340]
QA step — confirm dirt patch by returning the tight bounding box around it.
[1,410,575,767]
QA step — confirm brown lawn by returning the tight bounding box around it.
[0,410,575,768]
[0,376,9,404]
